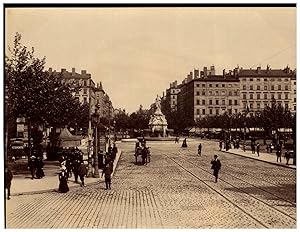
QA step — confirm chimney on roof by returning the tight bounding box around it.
[285,65,290,73]
[223,69,226,78]
[194,69,199,79]
[203,67,208,77]
[61,68,66,73]
[72,68,75,75]
[200,71,204,78]
[210,65,215,75]
[174,80,177,87]
[81,70,87,75]
[257,66,261,73]
[49,67,52,73]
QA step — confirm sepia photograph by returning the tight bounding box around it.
[3,3,297,229]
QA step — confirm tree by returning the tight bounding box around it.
[261,99,288,142]
[5,33,88,144]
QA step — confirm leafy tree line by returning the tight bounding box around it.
[194,99,296,145]
[5,33,89,145]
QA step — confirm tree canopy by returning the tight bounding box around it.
[5,33,89,136]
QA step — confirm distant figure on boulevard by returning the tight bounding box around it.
[175,136,179,144]
[72,157,81,183]
[256,142,260,157]
[181,138,187,148]
[28,154,37,180]
[78,161,87,187]
[102,163,112,190]
[219,141,223,151]
[276,143,282,163]
[58,167,69,193]
[211,155,221,183]
[35,156,45,179]
[270,142,275,153]
[284,150,291,165]
[198,143,202,156]
[5,167,13,200]
[112,143,118,161]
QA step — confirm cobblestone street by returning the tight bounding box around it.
[5,140,296,229]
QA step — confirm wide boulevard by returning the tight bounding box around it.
[5,139,296,229]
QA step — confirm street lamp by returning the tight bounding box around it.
[113,120,116,142]
[91,108,100,178]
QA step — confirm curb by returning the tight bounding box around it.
[222,150,296,170]
[11,150,123,196]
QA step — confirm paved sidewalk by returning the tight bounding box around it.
[222,148,296,169]
[10,149,122,196]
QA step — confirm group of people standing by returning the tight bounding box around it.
[28,152,45,180]
[57,144,117,193]
[58,148,86,193]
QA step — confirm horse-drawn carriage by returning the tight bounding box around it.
[134,143,151,165]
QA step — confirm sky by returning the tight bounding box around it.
[5,7,296,113]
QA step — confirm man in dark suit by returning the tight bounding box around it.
[211,155,221,183]
[5,167,13,200]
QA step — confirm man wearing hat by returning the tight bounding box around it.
[28,154,37,180]
[211,155,222,183]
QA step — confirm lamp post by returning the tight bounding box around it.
[5,86,9,167]
[113,120,116,142]
[87,81,93,178]
[91,108,100,178]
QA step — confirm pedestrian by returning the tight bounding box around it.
[58,167,69,193]
[276,144,282,163]
[198,143,202,156]
[181,138,187,148]
[35,156,45,179]
[28,154,37,179]
[66,156,73,178]
[78,161,87,187]
[98,151,104,169]
[112,143,118,161]
[256,142,260,157]
[270,142,274,153]
[284,150,291,165]
[102,163,112,190]
[210,155,221,183]
[175,136,179,144]
[72,157,81,183]
[219,141,223,151]
[141,147,148,165]
[5,167,13,200]
[251,143,255,154]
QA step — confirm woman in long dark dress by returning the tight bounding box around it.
[58,169,69,193]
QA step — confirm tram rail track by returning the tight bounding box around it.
[182,148,296,207]
[161,151,296,228]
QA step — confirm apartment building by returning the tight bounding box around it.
[238,66,296,115]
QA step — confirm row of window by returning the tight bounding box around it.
[195,83,239,88]
[196,108,238,115]
[242,101,290,110]
[242,78,290,82]
[242,93,289,100]
[196,99,239,106]
[195,90,239,96]
[242,85,289,91]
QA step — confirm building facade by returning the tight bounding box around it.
[165,81,181,111]
[238,66,296,115]
[173,65,296,126]
[177,73,240,123]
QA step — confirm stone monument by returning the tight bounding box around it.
[148,95,168,137]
